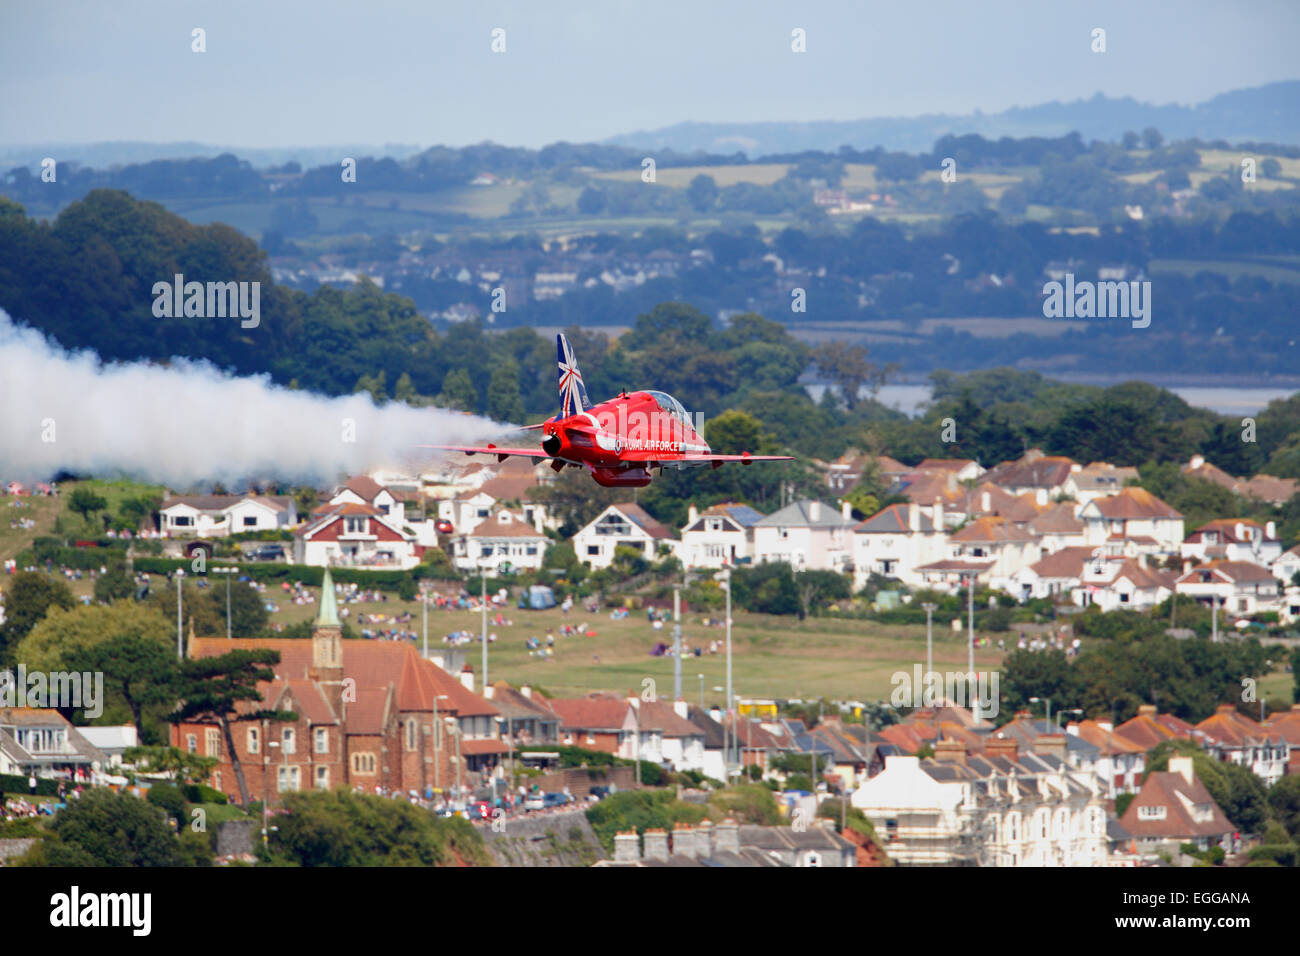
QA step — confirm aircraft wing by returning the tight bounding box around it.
[417,443,551,463]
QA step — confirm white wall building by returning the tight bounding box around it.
[573,504,677,570]
[752,499,855,573]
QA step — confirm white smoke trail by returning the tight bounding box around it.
[0,310,509,488]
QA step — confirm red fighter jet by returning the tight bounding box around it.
[425,333,793,487]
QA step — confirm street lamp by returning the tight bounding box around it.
[433,693,449,795]
[698,673,704,711]
[174,568,185,659]
[421,578,429,658]
[1029,696,1052,730]
[713,568,733,782]
[444,715,463,809]
[920,601,937,677]
[479,561,490,690]
[213,566,238,639]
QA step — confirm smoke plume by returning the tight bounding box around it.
[0,310,508,488]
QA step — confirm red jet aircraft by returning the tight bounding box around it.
[425,333,793,487]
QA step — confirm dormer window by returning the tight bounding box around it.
[344,516,368,534]
[1137,805,1166,820]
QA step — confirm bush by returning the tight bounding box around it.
[146,783,187,826]
[183,783,228,805]
[1248,844,1298,867]
[0,774,61,797]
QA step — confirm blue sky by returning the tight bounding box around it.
[3,0,1298,148]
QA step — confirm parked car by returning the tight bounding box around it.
[588,785,612,801]
[542,792,572,809]
[252,544,285,561]
[435,519,454,534]
[467,800,492,820]
[524,792,546,812]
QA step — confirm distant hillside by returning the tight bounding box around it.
[605,81,1300,156]
[0,142,427,171]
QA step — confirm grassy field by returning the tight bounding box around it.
[0,496,60,565]
[1149,257,1300,284]
[592,163,792,188]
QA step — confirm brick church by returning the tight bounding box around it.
[172,569,506,804]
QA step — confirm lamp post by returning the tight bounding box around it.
[433,694,448,795]
[1029,696,1052,731]
[213,566,237,639]
[444,715,463,809]
[920,601,937,678]
[174,568,185,659]
[698,673,704,711]
[421,579,429,658]
[714,568,732,783]
[966,572,977,719]
[672,586,682,702]
[480,562,489,689]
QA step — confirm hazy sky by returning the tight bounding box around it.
[3,0,1298,148]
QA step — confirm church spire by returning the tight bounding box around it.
[317,567,341,628]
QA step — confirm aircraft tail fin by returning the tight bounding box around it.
[556,332,593,417]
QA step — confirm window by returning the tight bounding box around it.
[315,766,329,789]
[243,515,256,527]
[351,752,377,774]
[277,766,301,793]
[1138,805,1166,820]
[247,727,260,754]
[344,516,368,534]
[525,545,537,555]
[214,772,222,791]
[205,728,221,758]
[282,728,296,755]
[186,734,198,753]
[406,719,418,751]
[476,508,489,519]
[314,728,328,754]
[587,545,600,556]
[174,515,193,527]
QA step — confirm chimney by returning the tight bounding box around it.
[1216,703,1235,715]
[673,824,697,858]
[696,819,714,857]
[1138,704,1157,718]
[1266,521,1277,540]
[673,698,689,720]
[1036,488,1048,506]
[809,501,822,522]
[1169,755,1195,786]
[688,503,699,524]
[1235,522,1245,542]
[614,830,640,863]
[933,497,945,531]
[981,491,991,513]
[459,664,474,693]
[985,736,1019,762]
[483,684,495,699]
[1190,454,1205,470]
[643,828,669,861]
[520,685,532,700]
[714,819,740,854]
[841,499,852,520]
[1182,560,1192,575]
[934,739,967,764]
[909,503,921,533]
[1035,735,1067,760]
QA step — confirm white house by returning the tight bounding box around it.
[1011,546,1099,602]
[573,503,677,570]
[751,499,855,573]
[679,502,765,569]
[1027,503,1088,554]
[438,490,496,535]
[451,509,548,573]
[1175,560,1282,616]
[1272,545,1300,585]
[1072,557,1175,612]
[159,494,297,537]
[854,748,1108,867]
[851,502,948,589]
[1061,463,1139,505]
[293,502,418,569]
[944,516,1040,590]
[1181,519,1282,566]
[1078,487,1184,556]
[331,475,401,520]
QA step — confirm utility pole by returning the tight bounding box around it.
[921,602,936,678]
[672,586,682,702]
[1211,593,1219,642]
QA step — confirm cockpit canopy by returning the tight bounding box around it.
[644,390,693,430]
